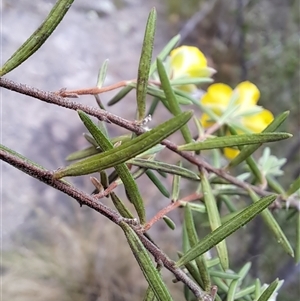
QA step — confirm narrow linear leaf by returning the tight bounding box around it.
[238,262,252,282]
[176,195,276,267]
[163,216,176,230]
[287,176,300,196]
[145,85,192,105]
[149,34,180,75]
[248,190,294,257]
[100,170,109,190]
[128,158,199,180]
[143,286,157,301]
[146,170,170,198]
[97,59,109,88]
[228,126,264,184]
[170,77,213,86]
[66,135,132,161]
[211,276,229,293]
[200,170,229,270]
[75,111,146,224]
[54,110,193,179]
[107,85,134,106]
[234,285,256,299]
[229,111,290,167]
[172,161,182,201]
[66,146,99,161]
[83,133,98,147]
[157,58,193,143]
[147,97,160,116]
[120,222,173,301]
[182,221,191,254]
[266,176,286,195]
[136,8,156,120]
[178,133,292,151]
[256,279,279,301]
[209,270,239,280]
[184,204,211,291]
[0,0,75,76]
[136,145,165,158]
[177,252,203,288]
[255,278,262,299]
[296,211,300,263]
[110,192,134,219]
[227,278,239,301]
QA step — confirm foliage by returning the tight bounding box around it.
[1,2,299,300]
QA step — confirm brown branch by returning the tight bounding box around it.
[143,192,203,231]
[56,80,132,97]
[0,76,273,198]
[0,148,211,300]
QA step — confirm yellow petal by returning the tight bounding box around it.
[170,46,207,78]
[242,109,274,133]
[201,83,233,109]
[235,81,260,107]
[200,113,215,128]
[224,147,240,159]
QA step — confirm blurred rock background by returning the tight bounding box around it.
[1,0,299,300]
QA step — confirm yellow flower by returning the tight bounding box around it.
[170,46,215,92]
[200,81,274,159]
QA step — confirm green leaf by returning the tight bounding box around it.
[136,8,156,120]
[157,58,193,143]
[54,110,193,178]
[147,97,160,116]
[162,216,176,230]
[176,195,276,267]
[120,222,173,301]
[145,170,170,198]
[149,34,180,76]
[144,85,192,106]
[177,251,203,288]
[229,111,290,167]
[74,110,146,223]
[184,204,211,291]
[234,285,256,299]
[287,176,300,196]
[255,278,262,299]
[200,169,229,270]
[128,158,199,180]
[107,85,134,106]
[143,286,157,301]
[110,192,134,219]
[136,145,166,158]
[248,190,294,257]
[66,146,99,161]
[256,279,279,301]
[227,126,264,184]
[66,135,132,161]
[296,211,300,263]
[0,0,75,76]
[178,132,292,151]
[170,77,213,86]
[96,59,109,88]
[227,263,252,301]
[171,161,182,201]
[209,270,239,280]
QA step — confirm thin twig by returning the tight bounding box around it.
[0,77,275,197]
[0,148,211,300]
[143,192,202,231]
[57,80,132,97]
